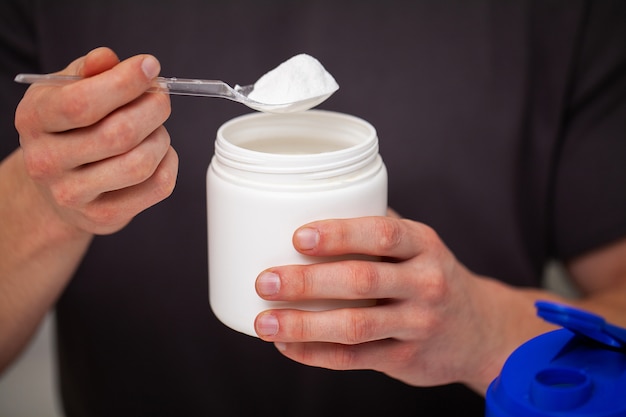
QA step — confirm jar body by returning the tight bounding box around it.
[207,110,387,337]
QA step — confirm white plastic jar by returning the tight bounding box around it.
[207,110,387,336]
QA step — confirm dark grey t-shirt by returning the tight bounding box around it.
[1,1,624,415]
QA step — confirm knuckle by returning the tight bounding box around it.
[344,310,374,344]
[118,129,172,184]
[423,269,449,302]
[331,344,358,369]
[296,267,314,298]
[58,93,93,126]
[373,217,404,251]
[415,309,443,339]
[109,71,127,90]
[349,262,379,297]
[101,116,138,153]
[83,201,121,230]
[298,344,316,364]
[50,183,81,208]
[16,90,52,136]
[153,92,172,118]
[151,161,177,199]
[15,104,38,137]
[389,343,418,366]
[22,149,56,179]
[122,149,157,182]
[288,313,310,340]
[418,222,444,249]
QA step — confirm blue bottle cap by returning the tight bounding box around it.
[486,301,626,417]
[536,301,626,349]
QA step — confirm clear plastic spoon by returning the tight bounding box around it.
[13,73,333,113]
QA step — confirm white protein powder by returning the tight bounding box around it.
[248,54,339,105]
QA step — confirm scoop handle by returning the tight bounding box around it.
[14,73,237,99]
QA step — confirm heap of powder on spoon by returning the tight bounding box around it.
[247,54,339,105]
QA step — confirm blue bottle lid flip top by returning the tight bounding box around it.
[485,301,626,417]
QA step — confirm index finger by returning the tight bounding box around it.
[293,216,438,260]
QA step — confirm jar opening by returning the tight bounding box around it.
[214,110,379,176]
[212,110,382,186]
[237,135,351,155]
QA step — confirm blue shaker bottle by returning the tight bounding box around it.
[486,301,626,416]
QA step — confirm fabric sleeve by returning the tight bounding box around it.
[0,0,39,159]
[552,0,626,259]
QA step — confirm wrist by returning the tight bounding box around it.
[460,277,561,395]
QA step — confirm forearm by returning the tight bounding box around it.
[466,264,626,395]
[0,149,92,372]
[573,283,626,328]
[462,276,563,394]
[567,237,626,327]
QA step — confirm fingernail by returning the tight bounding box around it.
[257,272,280,296]
[141,56,160,79]
[295,227,319,250]
[256,314,279,336]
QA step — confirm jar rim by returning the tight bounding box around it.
[214,110,378,175]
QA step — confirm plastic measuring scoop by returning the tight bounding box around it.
[13,73,335,114]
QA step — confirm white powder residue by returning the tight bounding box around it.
[248,54,339,105]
